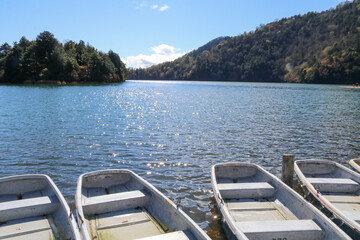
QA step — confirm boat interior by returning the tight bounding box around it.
[79,171,195,240]
[297,161,360,225]
[0,176,72,240]
[215,164,327,240]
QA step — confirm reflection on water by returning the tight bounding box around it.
[207,196,226,239]
[0,81,359,238]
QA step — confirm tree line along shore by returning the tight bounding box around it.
[0,31,127,84]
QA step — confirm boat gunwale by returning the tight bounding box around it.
[211,163,249,240]
[349,158,360,172]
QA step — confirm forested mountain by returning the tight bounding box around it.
[0,31,127,84]
[130,0,360,84]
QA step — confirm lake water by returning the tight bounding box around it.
[0,81,359,238]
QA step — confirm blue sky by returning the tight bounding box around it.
[0,0,344,68]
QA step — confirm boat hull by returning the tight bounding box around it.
[295,159,360,239]
[76,169,210,240]
[0,174,81,239]
[212,162,350,240]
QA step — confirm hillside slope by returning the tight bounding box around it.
[130,1,360,84]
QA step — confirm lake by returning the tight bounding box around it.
[0,81,359,238]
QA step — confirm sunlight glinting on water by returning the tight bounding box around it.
[0,81,359,234]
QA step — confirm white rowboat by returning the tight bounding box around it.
[295,159,360,238]
[211,162,351,240]
[76,169,211,240]
[0,174,81,239]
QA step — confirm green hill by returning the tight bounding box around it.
[129,0,360,84]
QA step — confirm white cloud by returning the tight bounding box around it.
[135,2,170,11]
[136,2,147,9]
[124,44,186,68]
[152,44,174,55]
[159,4,169,11]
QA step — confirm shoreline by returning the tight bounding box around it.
[338,86,360,89]
[0,79,126,86]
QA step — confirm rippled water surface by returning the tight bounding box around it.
[0,81,359,238]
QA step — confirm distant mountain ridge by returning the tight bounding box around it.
[129,0,360,84]
[186,37,230,57]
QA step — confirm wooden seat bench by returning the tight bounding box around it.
[307,178,360,193]
[218,182,276,199]
[227,200,276,211]
[0,196,58,222]
[96,209,151,230]
[227,199,298,221]
[83,189,150,215]
[236,219,324,240]
[323,194,360,203]
[136,230,191,240]
[341,211,360,223]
